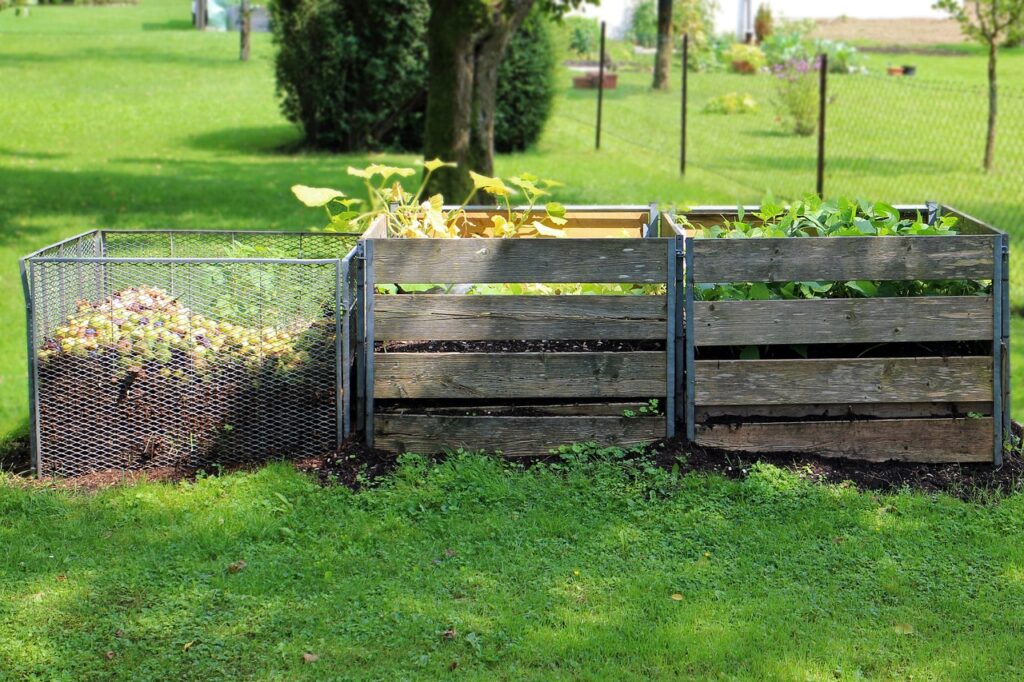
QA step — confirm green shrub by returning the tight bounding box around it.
[269,0,429,151]
[629,0,658,48]
[270,0,554,153]
[725,43,766,73]
[703,92,757,114]
[494,11,556,153]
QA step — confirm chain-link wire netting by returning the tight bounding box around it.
[25,230,359,477]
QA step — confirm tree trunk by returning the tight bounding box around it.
[424,0,534,200]
[652,0,673,90]
[239,0,251,62]
[984,39,998,172]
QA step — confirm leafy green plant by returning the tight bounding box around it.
[623,399,661,418]
[703,92,758,114]
[682,195,991,302]
[725,43,766,74]
[770,57,820,136]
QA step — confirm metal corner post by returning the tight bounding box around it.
[336,257,347,444]
[354,242,366,434]
[684,237,695,442]
[20,258,40,476]
[647,202,659,238]
[665,241,676,438]
[992,235,1004,466]
[363,239,375,448]
[1001,233,1011,457]
[673,236,685,437]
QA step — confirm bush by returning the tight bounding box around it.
[725,43,766,73]
[271,0,554,153]
[704,92,758,114]
[754,3,773,42]
[629,0,658,48]
[495,11,556,153]
[771,58,820,136]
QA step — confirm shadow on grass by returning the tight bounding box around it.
[184,125,306,155]
[141,19,194,32]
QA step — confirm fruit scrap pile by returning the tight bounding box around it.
[38,287,308,373]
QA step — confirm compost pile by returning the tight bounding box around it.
[36,287,337,476]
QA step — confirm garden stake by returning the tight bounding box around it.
[816,53,828,197]
[596,21,606,151]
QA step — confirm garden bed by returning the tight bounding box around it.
[364,206,675,457]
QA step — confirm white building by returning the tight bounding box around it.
[571,0,947,39]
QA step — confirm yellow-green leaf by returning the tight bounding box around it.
[423,158,457,172]
[291,185,345,207]
[532,221,567,238]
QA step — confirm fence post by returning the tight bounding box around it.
[363,239,375,448]
[596,20,606,151]
[816,53,828,197]
[993,235,1004,466]
[680,33,688,175]
[239,0,251,61]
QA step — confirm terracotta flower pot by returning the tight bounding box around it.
[887,66,904,76]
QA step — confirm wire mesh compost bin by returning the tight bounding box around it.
[21,229,361,477]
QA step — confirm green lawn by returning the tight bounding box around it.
[1,0,1022,437]
[3,456,1024,680]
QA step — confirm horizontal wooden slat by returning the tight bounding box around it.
[696,401,991,420]
[462,210,647,237]
[388,402,653,417]
[374,295,667,341]
[372,238,668,283]
[694,296,993,345]
[691,235,995,282]
[374,352,666,399]
[695,356,992,405]
[376,414,665,456]
[694,417,994,463]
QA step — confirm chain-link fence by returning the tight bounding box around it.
[22,230,359,477]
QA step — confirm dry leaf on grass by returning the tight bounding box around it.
[227,560,247,574]
[302,652,319,663]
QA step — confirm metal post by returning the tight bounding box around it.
[993,235,1004,466]
[363,239,375,448]
[596,21,606,151]
[666,241,676,438]
[816,53,828,198]
[674,235,685,435]
[20,259,40,475]
[680,33,688,176]
[354,243,366,434]
[335,259,346,445]
[1001,233,1011,456]
[645,202,659,238]
[684,237,695,442]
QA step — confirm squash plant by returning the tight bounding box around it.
[291,159,570,239]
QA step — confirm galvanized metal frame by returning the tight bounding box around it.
[993,235,1004,465]
[684,236,696,442]
[665,241,676,438]
[1001,232,1011,458]
[19,258,40,475]
[363,239,376,448]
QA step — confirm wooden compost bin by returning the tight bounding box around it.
[362,206,679,456]
[673,205,1011,464]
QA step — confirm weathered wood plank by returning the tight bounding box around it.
[694,417,994,463]
[374,294,667,340]
[696,401,991,420]
[386,402,652,417]
[372,239,668,283]
[462,210,647,237]
[691,235,995,283]
[694,297,993,345]
[375,414,665,456]
[694,356,992,405]
[374,352,666,399]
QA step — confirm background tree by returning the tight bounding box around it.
[424,0,588,199]
[935,0,1024,171]
[652,0,673,89]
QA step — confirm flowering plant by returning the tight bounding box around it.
[771,56,820,136]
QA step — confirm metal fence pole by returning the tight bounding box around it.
[20,259,39,475]
[684,237,695,442]
[666,241,676,438]
[680,33,688,176]
[596,20,606,151]
[816,53,828,197]
[363,239,375,448]
[336,258,347,444]
[354,242,366,434]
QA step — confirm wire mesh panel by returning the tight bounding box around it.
[24,230,358,477]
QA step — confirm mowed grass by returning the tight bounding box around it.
[3,456,1024,680]
[0,0,1022,439]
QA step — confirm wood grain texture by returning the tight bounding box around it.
[691,235,995,283]
[374,294,667,340]
[694,356,992,405]
[694,297,993,345]
[386,402,653,417]
[694,417,994,462]
[374,352,667,399]
[375,414,665,456]
[371,239,668,283]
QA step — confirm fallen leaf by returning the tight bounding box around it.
[442,628,457,640]
[227,560,247,574]
[448,660,459,671]
[302,652,319,663]
[893,623,915,635]
[115,629,124,638]
[105,651,115,660]
[671,593,684,601]
[182,641,194,652]
[443,548,456,558]
[56,574,67,582]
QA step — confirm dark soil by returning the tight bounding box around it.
[298,438,399,490]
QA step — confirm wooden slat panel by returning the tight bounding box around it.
[388,402,652,417]
[375,294,667,340]
[372,239,668,283]
[376,414,665,456]
[375,352,666,399]
[694,418,994,463]
[695,356,992,405]
[696,401,991,420]
[695,297,993,345]
[691,235,995,282]
[462,211,647,238]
